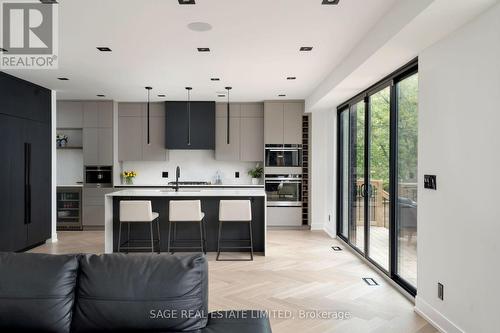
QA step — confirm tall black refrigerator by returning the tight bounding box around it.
[0,72,52,252]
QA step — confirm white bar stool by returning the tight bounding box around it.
[217,200,253,261]
[118,201,160,253]
[168,200,206,254]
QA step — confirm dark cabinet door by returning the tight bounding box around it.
[165,102,189,149]
[190,101,215,149]
[165,101,215,149]
[0,73,51,124]
[0,115,28,252]
[26,120,52,246]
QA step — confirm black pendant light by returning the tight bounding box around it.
[225,86,232,144]
[186,87,192,146]
[145,86,152,145]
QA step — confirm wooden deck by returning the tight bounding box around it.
[355,226,417,287]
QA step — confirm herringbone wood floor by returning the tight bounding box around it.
[31,230,436,333]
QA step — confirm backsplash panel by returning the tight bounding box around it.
[119,150,261,186]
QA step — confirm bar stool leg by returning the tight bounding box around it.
[150,222,154,253]
[156,218,161,254]
[167,221,172,254]
[203,220,208,255]
[118,222,122,253]
[249,220,254,261]
[199,221,204,254]
[216,221,223,260]
[127,223,131,250]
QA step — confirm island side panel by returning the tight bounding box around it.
[112,196,266,253]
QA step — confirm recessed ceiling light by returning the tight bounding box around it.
[158,94,166,97]
[97,47,112,52]
[322,0,340,4]
[57,77,69,81]
[178,0,195,4]
[188,22,212,32]
[97,94,105,97]
[197,47,210,52]
[211,78,220,81]
[287,77,297,80]
[300,46,313,51]
[278,94,286,97]
[0,48,8,52]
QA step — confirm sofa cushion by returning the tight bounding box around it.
[72,253,208,332]
[0,253,79,333]
[202,311,272,333]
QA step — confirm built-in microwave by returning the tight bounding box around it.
[265,144,302,168]
[84,166,113,188]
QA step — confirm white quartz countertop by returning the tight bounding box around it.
[106,188,266,197]
[114,184,264,188]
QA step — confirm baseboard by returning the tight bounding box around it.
[323,223,336,238]
[415,296,464,333]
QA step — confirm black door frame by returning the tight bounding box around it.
[336,58,418,296]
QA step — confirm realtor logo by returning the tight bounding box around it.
[0,0,58,69]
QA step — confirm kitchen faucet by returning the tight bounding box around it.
[175,166,180,192]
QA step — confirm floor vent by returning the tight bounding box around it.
[362,278,379,286]
[331,246,342,251]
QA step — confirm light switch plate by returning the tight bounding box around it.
[424,175,437,190]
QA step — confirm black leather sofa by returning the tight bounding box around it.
[0,252,272,333]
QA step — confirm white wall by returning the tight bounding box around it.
[416,3,500,332]
[310,109,336,232]
[119,150,259,186]
[56,150,83,185]
[50,90,58,243]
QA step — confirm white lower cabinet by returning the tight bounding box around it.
[266,207,302,227]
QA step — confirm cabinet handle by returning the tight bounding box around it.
[24,143,32,224]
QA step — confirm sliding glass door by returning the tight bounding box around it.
[349,101,366,253]
[395,73,419,287]
[367,86,391,271]
[337,59,418,295]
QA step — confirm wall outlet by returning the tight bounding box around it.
[438,282,444,300]
[235,171,240,178]
[162,171,168,178]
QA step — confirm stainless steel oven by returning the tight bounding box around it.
[84,166,113,188]
[265,144,302,168]
[265,174,302,207]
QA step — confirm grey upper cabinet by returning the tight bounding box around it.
[82,101,113,166]
[83,127,113,165]
[118,115,142,161]
[284,102,304,145]
[57,101,83,128]
[83,101,113,128]
[142,103,168,161]
[264,102,285,144]
[83,128,99,165]
[98,128,113,165]
[215,102,264,162]
[215,116,241,161]
[264,101,304,145]
[240,117,264,161]
[118,102,167,161]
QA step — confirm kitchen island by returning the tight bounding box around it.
[104,189,266,254]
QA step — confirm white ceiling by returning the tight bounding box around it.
[3,0,399,102]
